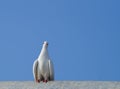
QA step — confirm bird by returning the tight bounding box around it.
[33,41,54,83]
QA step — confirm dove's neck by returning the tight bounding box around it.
[38,46,50,59]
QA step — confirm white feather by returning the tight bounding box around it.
[33,60,38,81]
[48,60,54,80]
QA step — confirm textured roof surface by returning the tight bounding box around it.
[0,81,120,89]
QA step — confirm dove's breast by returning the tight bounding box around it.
[38,57,49,75]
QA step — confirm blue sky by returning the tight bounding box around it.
[0,0,120,81]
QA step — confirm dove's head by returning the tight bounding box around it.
[43,41,48,48]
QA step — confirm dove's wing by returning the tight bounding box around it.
[33,60,39,81]
[48,60,54,80]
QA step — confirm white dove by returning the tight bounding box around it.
[33,41,54,83]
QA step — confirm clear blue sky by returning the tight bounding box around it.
[0,0,120,81]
